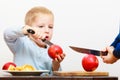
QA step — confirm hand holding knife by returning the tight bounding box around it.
[27,29,53,47]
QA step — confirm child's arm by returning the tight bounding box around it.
[52,61,60,71]
[3,26,25,53]
[111,33,120,48]
[111,33,120,58]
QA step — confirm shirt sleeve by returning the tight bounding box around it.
[3,26,25,54]
[111,33,120,58]
[111,33,120,47]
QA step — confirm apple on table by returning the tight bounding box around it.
[82,54,99,72]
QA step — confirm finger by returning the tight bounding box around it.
[101,55,105,59]
[54,58,59,62]
[103,58,111,64]
[57,55,62,61]
[103,59,108,63]
[32,31,40,39]
[60,54,65,59]
[32,28,43,39]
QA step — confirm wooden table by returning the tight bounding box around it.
[0,71,118,80]
[0,76,118,80]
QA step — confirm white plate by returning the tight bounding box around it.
[3,70,50,76]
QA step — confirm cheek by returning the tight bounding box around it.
[49,33,53,39]
[49,29,53,34]
[48,32,53,39]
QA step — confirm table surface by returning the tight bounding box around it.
[0,76,118,80]
[0,71,118,80]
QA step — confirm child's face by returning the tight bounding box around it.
[31,13,54,41]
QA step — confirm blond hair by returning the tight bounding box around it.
[25,6,54,26]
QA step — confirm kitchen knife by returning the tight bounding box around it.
[69,46,108,56]
[27,29,53,46]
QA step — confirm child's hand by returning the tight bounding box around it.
[54,53,66,63]
[22,25,47,47]
[52,53,66,71]
[23,25,47,40]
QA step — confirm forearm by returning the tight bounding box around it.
[4,26,25,42]
[110,33,120,59]
[111,33,120,47]
[113,46,120,59]
[52,61,60,71]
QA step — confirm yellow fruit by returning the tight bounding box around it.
[21,64,36,71]
[7,64,36,71]
[8,65,16,70]
[15,66,23,71]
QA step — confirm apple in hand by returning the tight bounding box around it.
[2,62,16,70]
[82,54,99,72]
[48,44,63,59]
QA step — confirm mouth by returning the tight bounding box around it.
[45,36,49,40]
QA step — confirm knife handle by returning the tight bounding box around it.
[27,29,35,34]
[101,51,108,56]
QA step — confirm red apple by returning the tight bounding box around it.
[82,54,99,72]
[48,44,63,59]
[2,62,16,70]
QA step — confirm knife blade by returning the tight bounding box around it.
[27,29,53,46]
[41,38,53,46]
[69,46,108,56]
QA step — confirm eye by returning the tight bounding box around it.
[38,26,44,28]
[49,26,53,29]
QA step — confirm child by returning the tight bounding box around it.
[101,33,120,64]
[4,6,66,74]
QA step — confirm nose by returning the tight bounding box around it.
[44,26,49,33]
